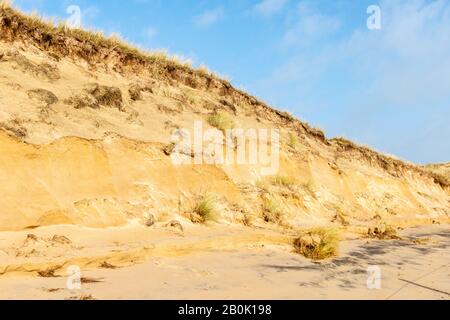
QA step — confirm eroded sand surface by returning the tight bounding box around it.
[0,224,448,300]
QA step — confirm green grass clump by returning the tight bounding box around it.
[368,223,400,240]
[286,132,300,150]
[207,112,235,133]
[294,228,340,260]
[261,196,285,224]
[272,175,297,189]
[191,194,219,223]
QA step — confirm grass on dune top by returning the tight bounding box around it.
[0,1,222,80]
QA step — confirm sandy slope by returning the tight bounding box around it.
[0,15,448,232]
[0,224,448,300]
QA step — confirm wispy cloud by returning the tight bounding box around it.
[253,0,288,17]
[194,8,224,28]
[253,0,450,163]
[282,2,340,46]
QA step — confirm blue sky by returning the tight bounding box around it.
[12,0,450,164]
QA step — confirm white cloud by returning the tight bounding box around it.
[341,0,450,108]
[282,2,341,46]
[253,0,288,17]
[194,8,224,28]
[253,0,450,163]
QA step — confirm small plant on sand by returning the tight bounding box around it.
[256,175,298,193]
[294,228,340,260]
[261,196,285,224]
[286,132,300,150]
[207,112,235,133]
[272,174,297,189]
[191,194,219,223]
[368,223,400,240]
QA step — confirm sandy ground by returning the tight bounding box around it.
[0,223,448,300]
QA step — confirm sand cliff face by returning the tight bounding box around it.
[0,7,448,232]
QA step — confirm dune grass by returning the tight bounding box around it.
[0,2,218,79]
[271,175,298,189]
[368,223,400,240]
[191,194,219,223]
[207,112,235,133]
[261,196,286,224]
[294,228,340,260]
[286,132,300,150]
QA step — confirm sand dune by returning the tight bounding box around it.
[0,5,448,300]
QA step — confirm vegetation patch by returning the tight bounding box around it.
[294,228,340,260]
[207,112,235,133]
[271,175,298,189]
[367,224,401,240]
[191,194,219,223]
[286,132,300,150]
[261,196,286,224]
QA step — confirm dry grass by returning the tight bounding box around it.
[256,175,298,193]
[0,4,219,83]
[207,112,235,133]
[271,175,298,189]
[367,223,400,240]
[411,237,432,245]
[286,132,300,150]
[191,194,219,223]
[294,228,340,260]
[261,196,286,224]
[0,0,12,10]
